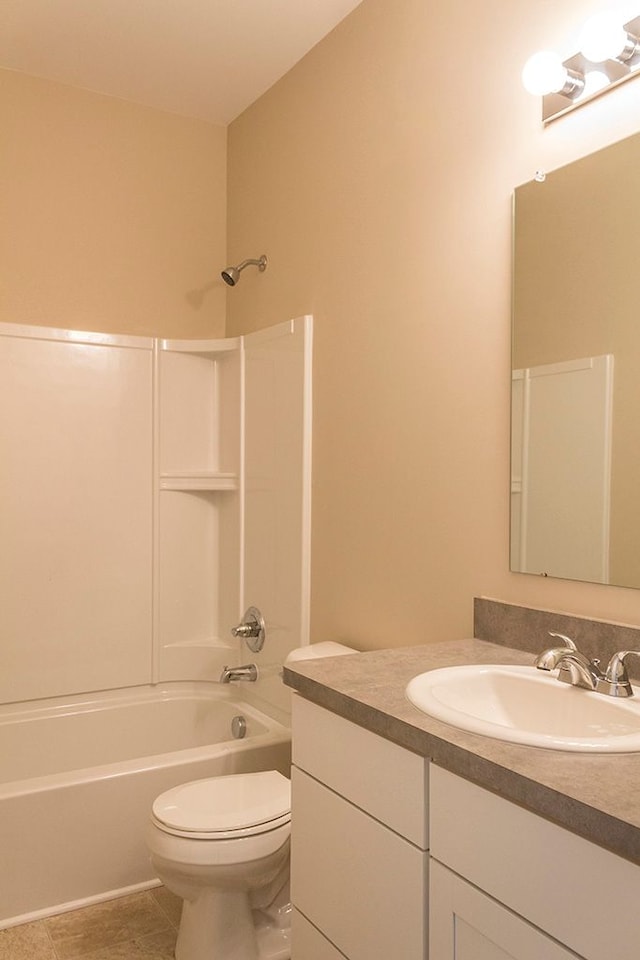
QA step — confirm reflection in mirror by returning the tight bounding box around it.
[512,131,640,588]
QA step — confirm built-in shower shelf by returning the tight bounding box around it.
[163,636,234,649]
[159,472,238,492]
[160,338,240,358]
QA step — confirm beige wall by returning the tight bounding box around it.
[0,69,227,338]
[227,0,640,649]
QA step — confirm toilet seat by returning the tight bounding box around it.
[152,770,291,840]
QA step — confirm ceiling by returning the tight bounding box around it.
[0,0,363,125]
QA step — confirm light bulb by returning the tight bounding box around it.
[579,70,610,99]
[580,14,628,62]
[522,51,569,95]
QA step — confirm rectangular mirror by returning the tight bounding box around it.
[512,131,640,588]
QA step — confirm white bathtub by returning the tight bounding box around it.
[0,682,291,927]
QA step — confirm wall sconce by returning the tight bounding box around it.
[523,12,640,123]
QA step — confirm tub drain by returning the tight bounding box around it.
[231,715,247,739]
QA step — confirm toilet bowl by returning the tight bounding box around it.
[145,641,356,960]
[146,770,292,960]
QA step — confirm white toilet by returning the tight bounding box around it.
[146,641,356,960]
[146,770,292,960]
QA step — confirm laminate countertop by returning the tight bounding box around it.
[283,638,640,866]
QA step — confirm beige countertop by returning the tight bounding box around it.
[283,638,640,866]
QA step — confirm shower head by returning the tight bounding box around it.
[221,255,267,287]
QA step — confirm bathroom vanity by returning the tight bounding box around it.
[284,639,640,960]
[290,696,428,959]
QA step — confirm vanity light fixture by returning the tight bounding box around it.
[523,12,640,123]
[521,51,584,98]
[579,13,640,64]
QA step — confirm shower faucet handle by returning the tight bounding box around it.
[231,606,266,653]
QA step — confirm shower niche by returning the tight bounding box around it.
[157,337,243,681]
[0,317,312,705]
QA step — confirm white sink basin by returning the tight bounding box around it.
[405,664,640,752]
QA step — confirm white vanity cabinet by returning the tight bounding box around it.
[430,861,579,960]
[290,696,429,960]
[289,696,640,960]
[430,766,640,960]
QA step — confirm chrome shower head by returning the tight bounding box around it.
[221,265,240,286]
[221,255,267,287]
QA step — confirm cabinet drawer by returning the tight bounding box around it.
[292,695,428,847]
[292,910,347,960]
[291,767,427,960]
[430,766,640,960]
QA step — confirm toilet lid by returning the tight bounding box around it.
[152,770,291,836]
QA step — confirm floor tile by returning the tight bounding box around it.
[150,887,182,928]
[67,928,177,959]
[0,920,56,960]
[45,892,172,959]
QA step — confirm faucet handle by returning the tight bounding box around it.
[547,632,577,650]
[535,632,578,671]
[231,606,266,652]
[603,650,640,697]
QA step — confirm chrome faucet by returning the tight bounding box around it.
[534,632,579,670]
[535,632,640,698]
[554,651,604,691]
[600,650,640,698]
[220,663,258,683]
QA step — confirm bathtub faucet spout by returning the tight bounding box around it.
[220,663,258,683]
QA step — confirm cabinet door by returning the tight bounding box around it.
[292,910,347,960]
[430,861,584,960]
[292,768,427,960]
[430,766,640,960]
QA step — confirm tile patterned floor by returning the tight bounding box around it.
[0,888,182,960]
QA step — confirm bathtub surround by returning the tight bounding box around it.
[0,326,153,703]
[0,317,311,710]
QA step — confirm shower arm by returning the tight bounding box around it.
[221,254,267,287]
[236,258,265,272]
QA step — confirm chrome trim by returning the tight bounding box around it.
[219,664,259,683]
[231,606,266,653]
